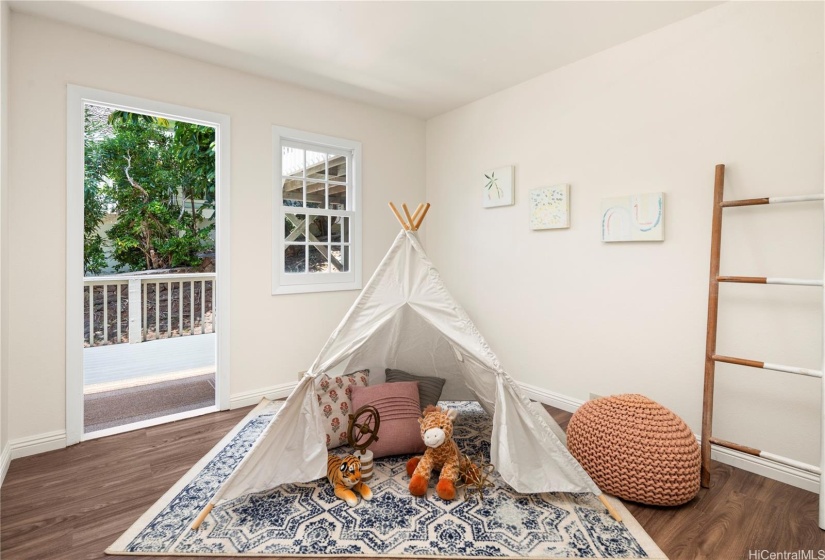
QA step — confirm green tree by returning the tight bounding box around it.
[83,106,109,274]
[85,109,215,272]
[172,121,216,236]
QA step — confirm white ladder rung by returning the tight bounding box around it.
[769,194,824,204]
[760,451,822,475]
[710,438,822,474]
[718,276,823,286]
[767,278,823,286]
[763,362,823,378]
[713,354,823,378]
[720,193,824,208]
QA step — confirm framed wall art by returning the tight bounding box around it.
[601,192,664,242]
[529,184,570,230]
[483,166,514,208]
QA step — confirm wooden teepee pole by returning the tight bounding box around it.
[413,203,431,230]
[388,202,410,230]
[389,202,430,231]
[598,494,622,522]
[191,502,214,530]
[402,203,415,230]
[411,203,425,225]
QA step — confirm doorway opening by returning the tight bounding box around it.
[67,87,230,442]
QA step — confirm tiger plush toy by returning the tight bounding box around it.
[327,454,373,506]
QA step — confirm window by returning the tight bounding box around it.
[273,126,362,294]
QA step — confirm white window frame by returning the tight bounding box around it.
[272,126,362,295]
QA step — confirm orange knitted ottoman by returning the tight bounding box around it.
[566,394,700,506]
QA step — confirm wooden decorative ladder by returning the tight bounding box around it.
[702,163,825,528]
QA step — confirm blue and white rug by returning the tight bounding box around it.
[108,400,666,559]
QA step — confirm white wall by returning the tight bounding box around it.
[0,0,9,479]
[426,2,824,467]
[7,13,425,442]
[6,2,824,482]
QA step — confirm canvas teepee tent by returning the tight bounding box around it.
[193,203,618,528]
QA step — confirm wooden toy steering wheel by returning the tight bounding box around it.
[347,405,380,452]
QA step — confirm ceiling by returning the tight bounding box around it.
[11,1,720,119]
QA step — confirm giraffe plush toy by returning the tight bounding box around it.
[406,405,474,500]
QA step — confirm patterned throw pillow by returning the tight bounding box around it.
[385,368,446,410]
[316,369,370,449]
[350,381,426,459]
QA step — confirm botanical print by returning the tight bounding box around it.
[529,184,570,230]
[483,166,514,208]
[601,192,664,242]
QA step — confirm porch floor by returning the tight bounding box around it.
[84,333,216,392]
[84,373,215,433]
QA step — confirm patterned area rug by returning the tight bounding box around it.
[108,400,666,559]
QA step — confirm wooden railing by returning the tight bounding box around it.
[83,273,215,347]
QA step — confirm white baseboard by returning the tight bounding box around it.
[10,430,66,460]
[0,442,10,485]
[229,381,297,409]
[516,381,820,494]
[517,381,585,413]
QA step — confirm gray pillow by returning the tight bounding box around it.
[385,368,446,410]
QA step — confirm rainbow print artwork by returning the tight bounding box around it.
[601,192,664,242]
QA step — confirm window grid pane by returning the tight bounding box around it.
[307,244,328,273]
[282,147,304,177]
[331,244,347,273]
[284,213,306,242]
[283,213,351,274]
[328,154,347,184]
[285,238,354,274]
[306,151,327,180]
[284,244,306,273]
[276,131,358,291]
[282,177,303,206]
[282,153,349,211]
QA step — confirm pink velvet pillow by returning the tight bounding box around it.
[350,381,425,459]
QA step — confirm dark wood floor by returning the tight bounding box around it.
[545,408,825,560]
[1,404,823,560]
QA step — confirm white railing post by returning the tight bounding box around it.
[128,278,142,344]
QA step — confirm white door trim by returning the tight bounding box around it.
[66,85,231,445]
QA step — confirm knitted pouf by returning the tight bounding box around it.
[567,394,700,506]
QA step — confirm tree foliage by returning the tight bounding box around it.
[83,107,215,273]
[83,107,109,274]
